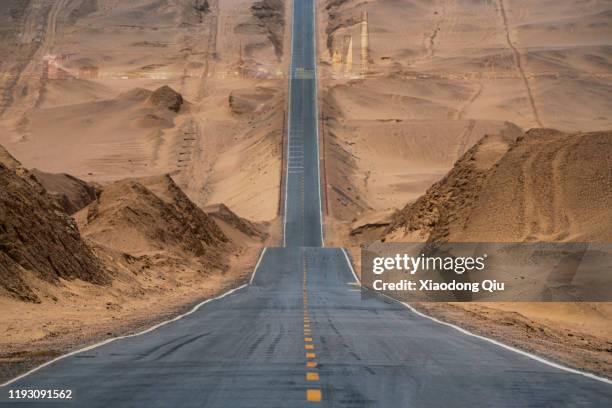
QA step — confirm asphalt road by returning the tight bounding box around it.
[1,0,611,406]
[284,0,323,248]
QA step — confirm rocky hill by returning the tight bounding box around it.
[1,144,262,304]
[383,129,612,243]
[0,146,105,302]
[30,169,99,214]
[76,175,232,272]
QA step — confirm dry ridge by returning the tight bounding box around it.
[382,129,612,243]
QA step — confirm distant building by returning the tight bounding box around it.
[79,65,99,79]
[43,55,59,80]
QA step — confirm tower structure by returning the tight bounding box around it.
[332,49,342,74]
[360,10,369,78]
[345,36,353,76]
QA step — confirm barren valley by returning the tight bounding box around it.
[0,0,611,384]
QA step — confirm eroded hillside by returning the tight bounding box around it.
[318,0,612,245]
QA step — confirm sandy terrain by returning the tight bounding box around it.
[0,0,287,223]
[0,144,271,383]
[414,301,612,377]
[319,0,612,236]
[1,0,610,383]
[318,0,612,376]
[383,129,612,243]
[0,0,288,382]
[0,246,262,384]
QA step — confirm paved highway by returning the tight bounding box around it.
[2,0,612,406]
[284,0,323,248]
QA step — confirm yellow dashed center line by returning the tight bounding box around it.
[303,259,321,403]
[306,372,320,381]
[307,389,322,402]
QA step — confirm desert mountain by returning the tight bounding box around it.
[30,169,99,214]
[382,129,612,243]
[0,146,105,302]
[76,175,233,273]
[1,144,263,304]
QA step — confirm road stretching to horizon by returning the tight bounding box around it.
[2,0,612,406]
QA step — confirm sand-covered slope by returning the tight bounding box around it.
[77,175,231,272]
[319,0,612,244]
[30,169,99,214]
[182,83,286,223]
[0,147,266,381]
[3,85,185,181]
[0,0,287,227]
[320,0,612,131]
[0,146,105,302]
[323,83,524,221]
[383,129,612,243]
[250,0,286,59]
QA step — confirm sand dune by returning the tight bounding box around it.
[77,175,229,260]
[1,85,187,182]
[382,129,612,243]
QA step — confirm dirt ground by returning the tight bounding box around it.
[0,245,262,384]
[0,0,288,383]
[319,0,612,378]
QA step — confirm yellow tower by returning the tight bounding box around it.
[332,49,342,74]
[360,10,369,78]
[345,36,353,76]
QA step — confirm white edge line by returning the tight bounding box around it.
[341,248,360,283]
[249,247,268,284]
[312,0,325,247]
[340,248,612,385]
[400,301,612,385]
[1,283,249,387]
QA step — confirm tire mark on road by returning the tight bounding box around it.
[154,332,212,360]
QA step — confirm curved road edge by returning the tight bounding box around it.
[0,247,271,388]
[340,248,612,385]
